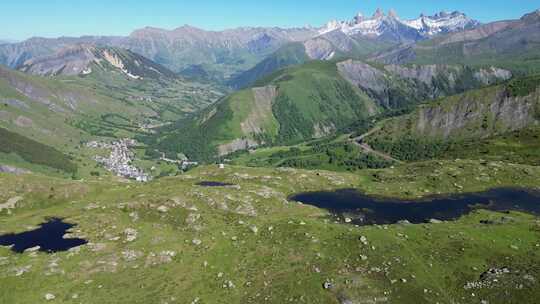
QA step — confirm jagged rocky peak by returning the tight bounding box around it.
[319,8,480,40]
[353,12,364,24]
[372,8,385,19]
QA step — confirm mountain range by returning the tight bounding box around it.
[319,9,479,40]
[0,9,480,84]
[371,9,540,71]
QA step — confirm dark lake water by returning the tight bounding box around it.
[290,188,540,225]
[0,218,87,253]
[196,181,235,187]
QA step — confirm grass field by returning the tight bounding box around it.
[1,160,540,303]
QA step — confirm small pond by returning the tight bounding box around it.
[290,188,540,226]
[0,218,87,253]
[196,181,235,187]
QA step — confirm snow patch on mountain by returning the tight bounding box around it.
[319,9,480,39]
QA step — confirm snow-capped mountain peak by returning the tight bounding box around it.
[318,9,480,40]
[402,11,480,36]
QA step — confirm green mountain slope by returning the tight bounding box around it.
[0,127,77,174]
[147,61,378,161]
[145,60,511,162]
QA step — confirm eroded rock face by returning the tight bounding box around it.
[337,60,387,94]
[304,38,336,60]
[304,31,357,60]
[415,88,540,139]
[217,85,280,156]
[338,60,512,109]
[384,64,511,86]
[240,86,278,136]
[218,138,259,157]
[474,67,512,84]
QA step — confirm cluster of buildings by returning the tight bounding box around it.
[87,139,151,182]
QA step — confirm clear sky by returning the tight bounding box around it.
[2,0,539,41]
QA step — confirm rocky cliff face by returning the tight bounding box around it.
[374,85,540,141]
[384,64,512,86]
[416,89,539,139]
[336,59,512,109]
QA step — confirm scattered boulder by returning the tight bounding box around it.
[124,228,138,242]
[0,196,23,213]
[157,205,169,213]
[323,281,333,289]
[249,225,258,234]
[359,236,368,245]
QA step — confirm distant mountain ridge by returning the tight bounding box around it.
[371,9,540,73]
[0,27,318,82]
[18,44,177,80]
[0,8,482,84]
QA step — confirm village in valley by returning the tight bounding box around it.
[86,139,200,182]
[86,139,151,182]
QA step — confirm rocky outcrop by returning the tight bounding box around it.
[304,38,336,60]
[473,67,513,85]
[313,122,336,138]
[218,138,259,156]
[0,166,29,175]
[337,60,387,93]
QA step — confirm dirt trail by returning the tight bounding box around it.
[349,127,403,164]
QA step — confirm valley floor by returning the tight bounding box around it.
[1,160,540,303]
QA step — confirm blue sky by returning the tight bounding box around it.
[2,0,539,40]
